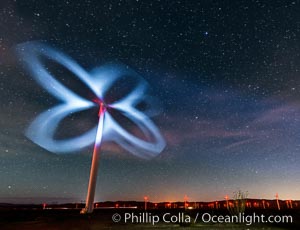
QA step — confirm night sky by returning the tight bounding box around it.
[1,0,300,204]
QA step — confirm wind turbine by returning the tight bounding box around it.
[275,193,280,210]
[17,42,166,214]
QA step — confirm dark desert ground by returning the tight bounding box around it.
[1,201,300,230]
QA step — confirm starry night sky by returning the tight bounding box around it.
[0,0,300,204]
